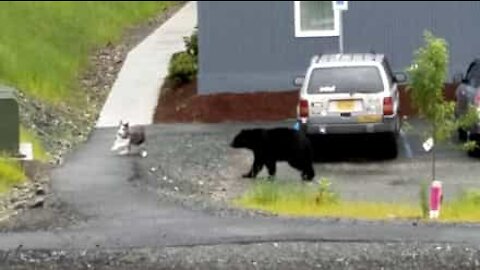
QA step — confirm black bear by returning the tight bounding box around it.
[230,127,315,181]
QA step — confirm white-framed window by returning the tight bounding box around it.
[294,1,340,37]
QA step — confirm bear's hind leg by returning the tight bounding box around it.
[301,164,315,181]
[288,159,315,181]
[265,160,276,180]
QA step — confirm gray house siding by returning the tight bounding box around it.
[198,1,480,94]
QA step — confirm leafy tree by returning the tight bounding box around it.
[406,31,478,181]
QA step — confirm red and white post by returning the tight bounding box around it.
[429,181,443,219]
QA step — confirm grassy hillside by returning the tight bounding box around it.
[0,1,175,103]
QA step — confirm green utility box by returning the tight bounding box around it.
[0,86,19,155]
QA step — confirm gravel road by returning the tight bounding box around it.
[1,242,480,269]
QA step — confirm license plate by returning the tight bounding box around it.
[357,115,382,123]
[336,100,355,112]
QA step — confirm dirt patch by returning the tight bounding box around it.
[154,80,299,123]
[154,81,460,123]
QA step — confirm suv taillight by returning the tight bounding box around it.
[299,99,309,118]
[383,97,394,116]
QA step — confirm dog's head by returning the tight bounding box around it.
[117,120,130,139]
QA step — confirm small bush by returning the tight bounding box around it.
[168,51,197,85]
[167,28,198,86]
[184,29,198,58]
[314,178,339,205]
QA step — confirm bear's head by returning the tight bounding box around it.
[230,129,260,149]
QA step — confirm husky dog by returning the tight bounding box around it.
[111,121,148,157]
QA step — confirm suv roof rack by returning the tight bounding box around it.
[314,53,385,63]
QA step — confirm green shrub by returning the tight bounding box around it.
[168,51,197,85]
[167,27,198,86]
[314,178,339,205]
[184,29,198,58]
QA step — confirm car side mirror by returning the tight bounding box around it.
[453,73,464,84]
[293,76,305,87]
[393,72,407,84]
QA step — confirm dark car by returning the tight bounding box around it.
[454,58,480,154]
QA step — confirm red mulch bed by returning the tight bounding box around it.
[154,79,299,123]
[154,79,459,123]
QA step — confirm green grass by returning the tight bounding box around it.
[0,1,177,103]
[440,189,480,223]
[0,157,26,194]
[235,180,480,223]
[235,180,420,220]
[20,126,48,162]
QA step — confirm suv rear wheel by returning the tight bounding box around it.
[384,132,398,159]
[458,128,468,142]
[467,134,480,157]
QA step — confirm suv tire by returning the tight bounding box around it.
[384,132,398,159]
[458,128,468,142]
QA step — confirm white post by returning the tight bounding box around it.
[333,1,348,54]
[339,10,344,54]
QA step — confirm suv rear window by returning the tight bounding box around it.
[307,66,384,94]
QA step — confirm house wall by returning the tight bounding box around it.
[198,1,480,94]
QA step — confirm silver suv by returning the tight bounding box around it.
[294,53,406,157]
